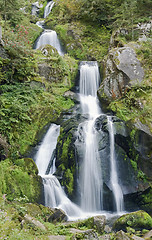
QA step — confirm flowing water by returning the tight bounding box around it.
[35,124,83,219]
[44,1,55,18]
[35,124,60,175]
[78,62,103,212]
[107,116,124,212]
[35,1,64,56]
[35,30,64,56]
[34,61,124,219]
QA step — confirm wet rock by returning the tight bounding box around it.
[48,208,68,223]
[113,210,152,231]
[93,215,106,234]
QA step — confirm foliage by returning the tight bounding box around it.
[0,158,41,202]
[0,0,24,26]
[113,210,152,231]
[109,85,152,131]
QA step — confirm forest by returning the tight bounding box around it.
[0,0,152,239]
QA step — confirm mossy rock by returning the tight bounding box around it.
[14,158,39,176]
[113,210,152,231]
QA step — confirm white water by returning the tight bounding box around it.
[36,21,45,29]
[107,116,124,213]
[35,124,84,219]
[79,62,103,211]
[42,174,83,218]
[35,124,60,175]
[35,30,64,56]
[44,1,54,18]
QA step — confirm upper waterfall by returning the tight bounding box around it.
[79,61,100,97]
[44,1,55,18]
[35,30,64,56]
[78,61,103,212]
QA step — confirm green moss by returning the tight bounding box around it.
[0,158,42,202]
[64,169,74,195]
[113,210,152,231]
[45,14,110,61]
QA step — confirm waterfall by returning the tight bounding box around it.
[42,175,83,217]
[35,124,83,219]
[35,124,60,175]
[44,1,55,18]
[107,116,124,213]
[78,61,103,212]
[35,30,64,56]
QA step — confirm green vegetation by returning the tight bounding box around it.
[0,158,41,202]
[113,210,152,231]
[56,130,76,196]
[45,3,111,61]
[0,0,152,238]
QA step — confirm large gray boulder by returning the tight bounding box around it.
[98,46,144,101]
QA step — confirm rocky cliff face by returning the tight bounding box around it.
[97,27,152,214]
[98,46,144,101]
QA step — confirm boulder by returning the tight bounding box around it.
[113,210,152,231]
[70,228,99,240]
[48,208,68,223]
[114,230,130,240]
[93,215,106,234]
[98,46,144,101]
[23,214,46,230]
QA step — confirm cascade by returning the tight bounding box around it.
[44,1,55,18]
[107,116,124,212]
[35,124,60,175]
[35,30,64,56]
[35,124,83,219]
[34,61,125,218]
[78,62,103,212]
[35,1,64,56]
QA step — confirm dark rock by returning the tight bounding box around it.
[113,210,152,231]
[48,208,68,223]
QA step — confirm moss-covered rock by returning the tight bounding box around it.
[113,210,152,231]
[0,158,42,203]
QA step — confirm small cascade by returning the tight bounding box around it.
[107,116,124,213]
[42,175,83,217]
[44,1,55,18]
[36,21,45,29]
[35,30,64,56]
[35,124,60,175]
[35,124,83,219]
[78,61,103,212]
